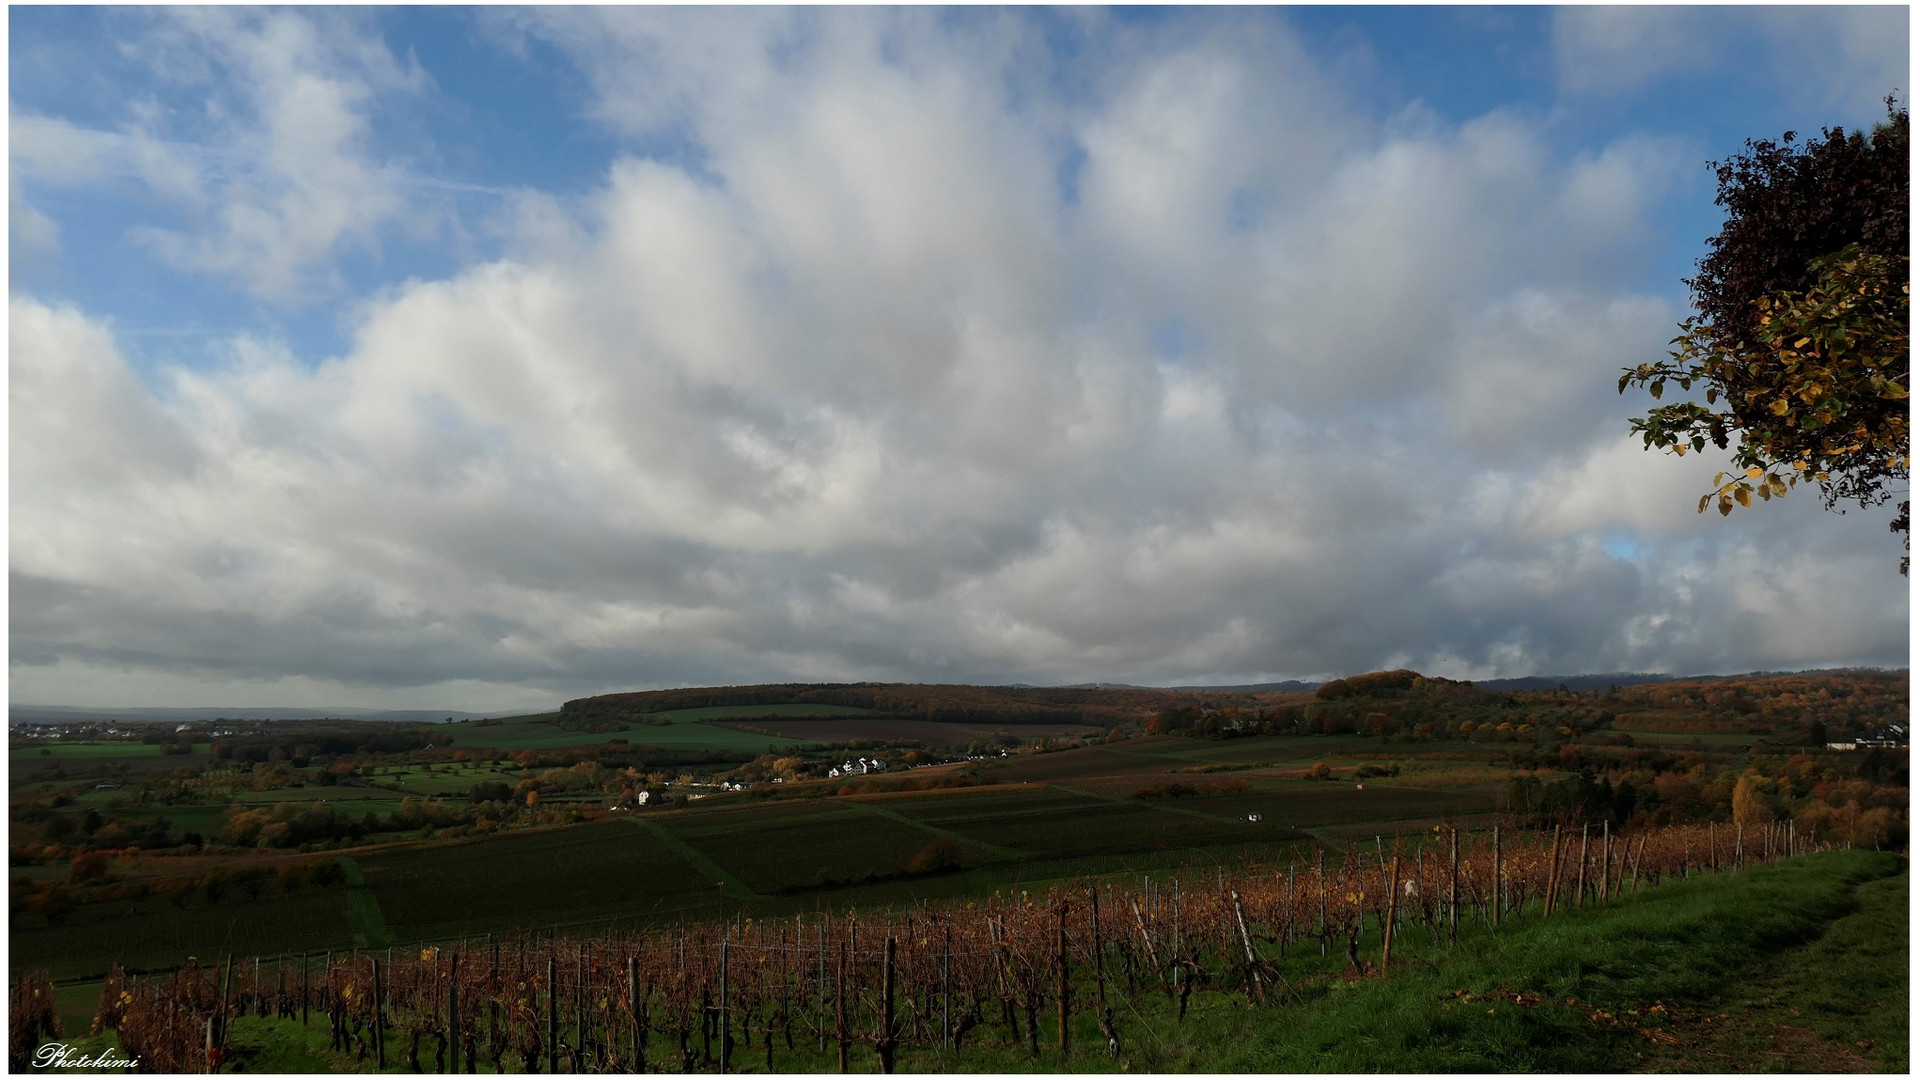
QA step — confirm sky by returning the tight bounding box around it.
[8,6,1911,712]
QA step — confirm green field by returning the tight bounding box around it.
[441,712,809,753]
[9,741,210,760]
[37,844,1903,1074]
[354,821,726,942]
[646,703,884,721]
[11,883,356,982]
[660,802,975,894]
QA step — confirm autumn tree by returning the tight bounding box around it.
[1621,98,1909,571]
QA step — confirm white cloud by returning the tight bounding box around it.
[9,10,1907,708]
[14,10,427,303]
[1555,6,1909,117]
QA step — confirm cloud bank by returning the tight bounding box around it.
[10,9,1907,709]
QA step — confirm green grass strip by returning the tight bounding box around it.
[336,856,393,949]
[1053,781,1242,825]
[625,816,759,902]
[845,800,1024,860]
[1235,849,1905,1073]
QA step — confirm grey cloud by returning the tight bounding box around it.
[9,10,1907,710]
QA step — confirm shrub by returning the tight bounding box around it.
[906,839,962,874]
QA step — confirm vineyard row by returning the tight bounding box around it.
[12,818,1814,1073]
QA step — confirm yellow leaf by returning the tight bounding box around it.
[1769,398,1791,415]
[1745,467,1764,478]
[1767,475,1788,497]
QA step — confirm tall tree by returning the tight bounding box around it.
[1621,98,1909,572]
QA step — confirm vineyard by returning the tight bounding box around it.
[12,818,1826,1073]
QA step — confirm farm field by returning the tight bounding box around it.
[42,838,1899,1075]
[354,821,724,943]
[11,879,356,982]
[441,712,810,753]
[11,668,1906,1074]
[9,741,198,760]
[711,715,1103,746]
[11,743,1517,985]
[647,703,886,721]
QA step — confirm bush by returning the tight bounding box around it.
[906,838,962,874]
[68,851,110,884]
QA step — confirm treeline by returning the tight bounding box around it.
[206,722,450,764]
[1150,669,1906,747]
[561,682,1311,729]
[11,857,345,928]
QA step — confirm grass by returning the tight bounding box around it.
[53,847,1902,1073]
[354,820,726,942]
[9,742,184,759]
[1081,847,1905,1073]
[11,884,358,982]
[1632,865,1908,1072]
[336,857,392,948]
[441,712,809,753]
[646,703,883,721]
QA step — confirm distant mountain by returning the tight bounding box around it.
[1467,669,1904,693]
[9,705,505,725]
[1164,680,1324,692]
[1470,673,1682,693]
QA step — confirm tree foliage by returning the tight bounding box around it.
[1621,99,1909,571]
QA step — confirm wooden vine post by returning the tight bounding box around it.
[877,935,897,1074]
[1229,890,1265,1004]
[1055,903,1070,1058]
[719,937,730,1074]
[1491,827,1502,928]
[629,954,645,1073]
[1543,825,1563,917]
[1599,823,1611,902]
[545,954,558,1075]
[1448,828,1459,943]
[1316,848,1328,955]
[364,955,383,1071]
[448,951,461,1074]
[834,941,848,1074]
[1380,856,1400,974]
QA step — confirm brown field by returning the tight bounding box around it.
[711,716,1103,746]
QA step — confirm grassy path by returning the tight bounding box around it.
[624,816,759,902]
[1226,849,1907,1073]
[1632,865,1907,1072]
[844,799,1024,860]
[335,856,392,949]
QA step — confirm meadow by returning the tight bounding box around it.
[10,670,1905,1072]
[442,713,810,754]
[9,734,1503,987]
